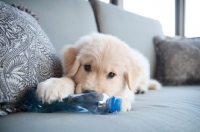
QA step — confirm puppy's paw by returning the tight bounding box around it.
[121,100,132,112]
[135,84,148,94]
[36,77,75,104]
[135,90,146,94]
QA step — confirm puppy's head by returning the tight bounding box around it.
[62,33,140,96]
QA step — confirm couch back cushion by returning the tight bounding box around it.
[3,0,98,57]
[93,0,165,77]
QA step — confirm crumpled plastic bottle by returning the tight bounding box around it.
[19,89,122,114]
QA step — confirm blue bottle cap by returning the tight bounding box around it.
[110,96,122,113]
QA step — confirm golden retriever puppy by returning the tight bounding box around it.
[37,33,161,111]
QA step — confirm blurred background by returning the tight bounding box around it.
[99,0,200,38]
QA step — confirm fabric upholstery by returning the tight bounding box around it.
[92,0,165,77]
[0,1,62,104]
[2,0,98,58]
[0,86,200,132]
[154,36,200,85]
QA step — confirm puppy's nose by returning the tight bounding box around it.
[83,89,96,93]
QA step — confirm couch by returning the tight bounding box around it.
[0,0,200,132]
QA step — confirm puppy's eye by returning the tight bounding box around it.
[107,72,115,79]
[84,65,91,72]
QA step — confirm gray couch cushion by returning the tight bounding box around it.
[0,86,200,132]
[93,0,165,77]
[2,0,98,57]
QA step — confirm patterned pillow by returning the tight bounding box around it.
[0,1,62,107]
[154,36,200,86]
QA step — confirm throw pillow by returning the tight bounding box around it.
[154,36,200,86]
[0,1,62,110]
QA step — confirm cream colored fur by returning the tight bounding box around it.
[36,33,161,111]
[37,77,75,103]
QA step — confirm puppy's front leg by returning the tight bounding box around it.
[116,89,135,112]
[36,77,75,103]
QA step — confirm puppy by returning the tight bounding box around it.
[37,33,161,111]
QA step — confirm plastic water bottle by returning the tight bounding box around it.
[19,89,122,114]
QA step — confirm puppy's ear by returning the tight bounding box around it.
[62,45,80,77]
[124,57,141,92]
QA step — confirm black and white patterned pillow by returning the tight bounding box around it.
[154,36,200,86]
[0,1,62,108]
